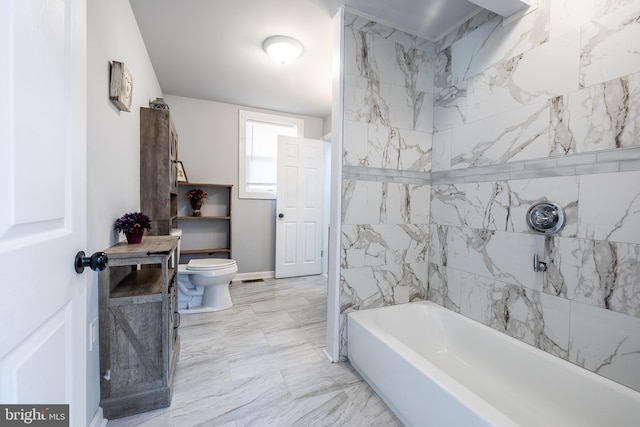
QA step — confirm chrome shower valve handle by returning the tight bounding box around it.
[526,201,566,235]
[533,253,547,272]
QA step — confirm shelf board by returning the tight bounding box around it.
[110,268,174,299]
[177,216,230,220]
[178,182,233,188]
[180,248,231,255]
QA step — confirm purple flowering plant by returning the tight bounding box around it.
[114,211,152,235]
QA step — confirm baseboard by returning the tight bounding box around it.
[323,348,338,363]
[88,407,108,427]
[232,271,275,283]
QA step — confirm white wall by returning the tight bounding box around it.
[86,0,163,423]
[163,95,324,274]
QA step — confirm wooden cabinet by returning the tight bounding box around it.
[140,107,178,236]
[98,236,180,419]
[177,183,232,263]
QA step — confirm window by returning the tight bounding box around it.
[239,110,304,199]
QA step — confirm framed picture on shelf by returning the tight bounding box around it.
[177,161,188,183]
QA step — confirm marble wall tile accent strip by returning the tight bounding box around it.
[458,272,570,359]
[620,159,640,172]
[555,153,598,167]
[569,301,640,392]
[597,146,640,163]
[509,165,579,181]
[342,166,430,183]
[343,148,640,190]
[427,146,640,185]
[466,31,580,123]
[545,237,640,319]
[579,4,640,88]
[575,162,620,175]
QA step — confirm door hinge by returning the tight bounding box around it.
[321,250,324,257]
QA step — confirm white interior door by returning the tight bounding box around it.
[0,0,88,425]
[275,137,325,278]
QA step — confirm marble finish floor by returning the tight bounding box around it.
[106,275,401,426]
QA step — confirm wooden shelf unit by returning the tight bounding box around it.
[177,183,232,263]
[140,107,179,236]
[98,236,180,419]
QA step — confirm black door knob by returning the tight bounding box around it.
[278,213,284,218]
[75,251,108,274]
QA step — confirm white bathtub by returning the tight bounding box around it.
[347,301,640,427]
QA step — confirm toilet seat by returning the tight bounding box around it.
[186,258,237,271]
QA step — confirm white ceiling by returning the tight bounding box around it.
[129,0,530,119]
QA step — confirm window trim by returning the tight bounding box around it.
[238,110,304,199]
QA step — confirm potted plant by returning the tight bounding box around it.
[185,189,208,216]
[114,211,152,244]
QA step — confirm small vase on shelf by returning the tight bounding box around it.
[185,188,208,217]
[190,198,204,217]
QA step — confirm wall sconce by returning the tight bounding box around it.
[263,36,303,65]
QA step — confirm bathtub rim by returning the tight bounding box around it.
[347,300,640,427]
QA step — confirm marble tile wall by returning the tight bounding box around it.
[430,0,640,392]
[338,0,640,393]
[339,13,434,359]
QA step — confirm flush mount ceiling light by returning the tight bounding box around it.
[263,36,303,65]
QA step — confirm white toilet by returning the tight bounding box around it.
[171,229,237,314]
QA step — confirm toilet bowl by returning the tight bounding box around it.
[171,229,237,314]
